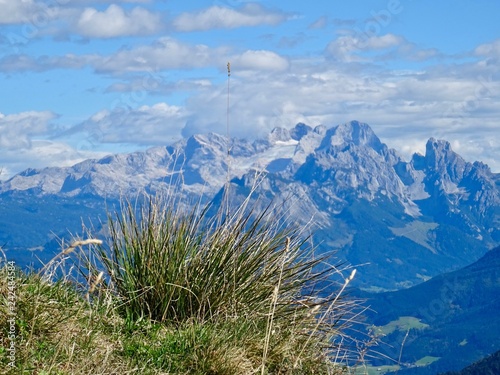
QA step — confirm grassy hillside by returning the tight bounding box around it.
[439,349,500,375]
[0,195,367,374]
[358,246,500,374]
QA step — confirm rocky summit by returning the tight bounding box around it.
[1,121,499,290]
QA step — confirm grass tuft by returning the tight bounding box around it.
[1,193,368,374]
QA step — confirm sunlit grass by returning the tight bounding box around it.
[371,316,429,336]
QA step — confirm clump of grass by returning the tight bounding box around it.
[88,196,331,324]
[75,194,364,372]
[1,192,368,374]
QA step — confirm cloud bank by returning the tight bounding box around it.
[173,3,287,31]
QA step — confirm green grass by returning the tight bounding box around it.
[354,365,401,375]
[372,316,429,336]
[354,365,400,375]
[353,356,439,374]
[415,356,440,367]
[90,197,330,324]
[389,221,439,253]
[0,194,366,374]
[0,267,130,374]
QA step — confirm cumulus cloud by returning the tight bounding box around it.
[0,140,110,180]
[173,3,286,31]
[231,50,289,72]
[326,33,405,62]
[475,39,500,59]
[96,37,218,73]
[363,33,404,49]
[76,4,162,38]
[0,0,39,25]
[0,38,216,74]
[177,48,500,173]
[0,39,289,77]
[0,54,40,72]
[105,77,211,95]
[0,1,160,39]
[326,33,443,63]
[0,111,57,149]
[64,103,188,146]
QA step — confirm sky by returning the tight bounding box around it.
[0,0,499,179]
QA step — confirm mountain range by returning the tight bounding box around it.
[1,121,499,292]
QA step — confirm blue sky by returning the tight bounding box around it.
[0,0,499,178]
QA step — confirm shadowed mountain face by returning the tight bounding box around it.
[357,246,500,374]
[1,121,499,291]
[440,349,500,375]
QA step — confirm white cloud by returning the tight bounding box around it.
[95,37,217,73]
[0,53,102,72]
[73,0,151,3]
[0,1,159,39]
[309,16,328,30]
[326,33,405,62]
[0,38,217,74]
[406,48,440,61]
[177,50,500,173]
[173,3,286,32]
[0,54,40,72]
[231,50,289,72]
[105,78,212,95]
[362,33,404,50]
[0,111,57,149]
[0,39,289,77]
[475,39,500,59]
[326,33,441,63]
[0,140,109,180]
[325,35,362,62]
[76,4,162,38]
[66,103,188,145]
[0,0,39,25]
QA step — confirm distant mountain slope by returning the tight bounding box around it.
[359,246,500,374]
[439,349,500,375]
[1,121,499,290]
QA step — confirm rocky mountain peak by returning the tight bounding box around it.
[268,127,292,143]
[186,133,227,153]
[424,138,466,181]
[319,121,384,153]
[290,123,313,141]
